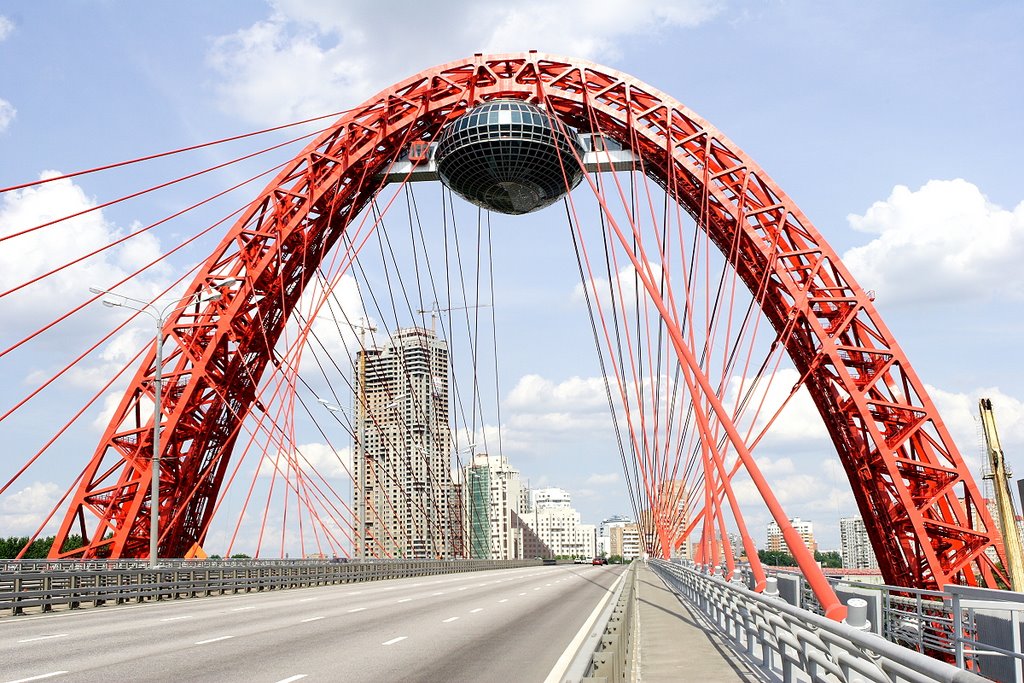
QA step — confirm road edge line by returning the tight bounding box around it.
[543,566,628,683]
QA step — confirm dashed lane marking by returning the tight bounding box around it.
[347,607,367,613]
[382,636,407,646]
[17,635,67,644]
[300,617,324,623]
[442,617,459,623]
[469,608,483,613]
[6,672,69,683]
[273,676,307,683]
[195,636,234,645]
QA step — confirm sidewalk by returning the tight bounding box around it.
[632,562,764,682]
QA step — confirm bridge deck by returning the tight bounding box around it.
[634,562,762,682]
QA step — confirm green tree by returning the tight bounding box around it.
[758,549,796,566]
[0,535,85,559]
[814,550,842,568]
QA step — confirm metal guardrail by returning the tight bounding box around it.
[652,560,987,683]
[580,562,636,682]
[0,558,540,617]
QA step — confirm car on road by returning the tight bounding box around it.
[592,557,608,565]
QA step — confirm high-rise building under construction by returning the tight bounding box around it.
[353,327,454,559]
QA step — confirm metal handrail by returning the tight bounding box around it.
[652,560,987,683]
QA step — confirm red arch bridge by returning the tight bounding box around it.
[0,52,1009,624]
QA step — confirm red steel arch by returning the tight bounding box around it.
[51,52,1004,591]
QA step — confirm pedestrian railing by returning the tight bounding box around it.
[652,560,988,683]
[0,558,540,617]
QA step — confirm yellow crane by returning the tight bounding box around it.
[979,398,1024,591]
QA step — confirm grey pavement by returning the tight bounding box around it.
[633,562,764,683]
[0,563,625,683]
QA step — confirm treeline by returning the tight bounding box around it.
[757,549,842,568]
[0,535,85,559]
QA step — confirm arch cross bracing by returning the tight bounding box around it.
[51,52,1004,597]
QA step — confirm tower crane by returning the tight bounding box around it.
[979,398,1024,591]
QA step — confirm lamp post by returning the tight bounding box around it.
[91,280,237,567]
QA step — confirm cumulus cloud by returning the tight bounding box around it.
[0,17,15,133]
[208,0,722,125]
[843,180,1024,306]
[571,261,666,313]
[586,472,619,485]
[258,442,353,479]
[506,373,610,414]
[927,384,1024,473]
[0,481,61,535]
[0,173,168,326]
[0,98,14,133]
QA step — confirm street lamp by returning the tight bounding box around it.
[91,279,238,567]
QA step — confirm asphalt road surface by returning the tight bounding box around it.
[0,563,626,683]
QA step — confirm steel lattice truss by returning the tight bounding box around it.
[51,52,1004,593]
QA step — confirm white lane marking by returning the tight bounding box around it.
[6,672,69,683]
[397,598,412,603]
[195,635,234,645]
[17,634,68,644]
[498,599,509,603]
[469,608,483,613]
[457,587,469,591]
[432,592,444,596]
[346,591,363,596]
[273,676,307,683]
[442,617,459,623]
[544,570,626,683]
[382,636,407,646]
[347,607,366,613]
[383,586,396,591]
[533,587,541,591]
[545,583,552,586]
[298,597,317,602]
[231,606,255,612]
[301,616,324,623]
[412,582,423,587]
[518,592,527,596]
[160,615,192,622]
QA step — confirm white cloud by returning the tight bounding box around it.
[586,472,619,485]
[571,261,665,313]
[0,481,61,535]
[721,368,831,451]
[208,0,722,125]
[0,98,14,133]
[843,180,1024,306]
[927,384,1024,473]
[0,173,168,325]
[0,17,14,133]
[506,373,610,414]
[257,442,353,479]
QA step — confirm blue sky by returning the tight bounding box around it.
[1,1,1023,553]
